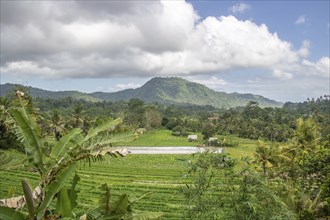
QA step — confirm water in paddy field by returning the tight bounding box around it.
[114,146,223,154]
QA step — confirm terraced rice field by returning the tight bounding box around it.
[0,134,257,219]
[0,153,192,219]
[118,129,203,146]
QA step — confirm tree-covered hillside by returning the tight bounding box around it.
[1,77,282,108]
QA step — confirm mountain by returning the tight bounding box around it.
[0,84,102,102]
[1,77,282,108]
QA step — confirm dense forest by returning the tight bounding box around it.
[0,87,329,219]
[2,87,329,150]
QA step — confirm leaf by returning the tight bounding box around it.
[59,187,72,218]
[84,118,122,142]
[0,206,26,220]
[113,194,129,215]
[22,178,35,219]
[9,108,44,171]
[50,128,83,160]
[99,183,112,215]
[85,209,102,220]
[69,173,80,210]
[98,132,137,146]
[0,195,25,209]
[37,162,77,220]
[6,186,15,198]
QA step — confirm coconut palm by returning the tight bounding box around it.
[49,109,65,141]
[72,103,84,129]
[254,140,290,176]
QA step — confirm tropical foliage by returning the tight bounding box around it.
[0,93,161,219]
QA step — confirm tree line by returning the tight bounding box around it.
[1,86,329,152]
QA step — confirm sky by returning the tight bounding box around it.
[0,0,329,102]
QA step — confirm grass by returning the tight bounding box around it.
[118,129,258,159]
[217,135,257,158]
[0,132,259,219]
[0,153,192,219]
[117,129,204,147]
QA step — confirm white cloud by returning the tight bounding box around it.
[295,15,306,24]
[0,0,328,82]
[0,61,57,77]
[229,3,250,14]
[298,40,310,57]
[301,57,330,77]
[272,69,293,80]
[247,77,261,83]
[191,76,227,89]
[114,83,141,90]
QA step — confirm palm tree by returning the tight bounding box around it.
[49,109,65,141]
[72,103,84,129]
[254,140,290,176]
[254,140,274,176]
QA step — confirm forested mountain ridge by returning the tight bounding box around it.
[1,77,282,108]
[0,83,102,102]
[90,77,282,108]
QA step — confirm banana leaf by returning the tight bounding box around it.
[50,128,83,160]
[9,108,44,172]
[84,118,122,141]
[0,206,26,220]
[37,162,77,220]
[22,179,35,219]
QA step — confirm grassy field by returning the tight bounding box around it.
[0,132,258,219]
[118,129,204,147]
[0,153,191,219]
[118,129,258,158]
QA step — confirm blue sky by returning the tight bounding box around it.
[1,1,329,102]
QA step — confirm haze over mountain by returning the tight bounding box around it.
[1,77,282,108]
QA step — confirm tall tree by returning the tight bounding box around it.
[145,108,162,130]
[49,109,65,141]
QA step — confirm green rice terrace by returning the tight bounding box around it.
[0,94,329,219]
[0,134,257,219]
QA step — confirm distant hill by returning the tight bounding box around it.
[0,84,102,102]
[1,77,282,108]
[90,77,282,108]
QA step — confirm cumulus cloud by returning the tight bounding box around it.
[295,15,306,24]
[272,69,293,80]
[298,40,310,57]
[301,57,330,77]
[229,3,251,14]
[191,76,227,89]
[0,0,328,82]
[114,83,142,90]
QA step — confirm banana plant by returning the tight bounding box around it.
[81,183,163,220]
[0,93,137,219]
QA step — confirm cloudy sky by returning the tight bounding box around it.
[1,1,329,102]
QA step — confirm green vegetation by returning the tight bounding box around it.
[0,153,191,219]
[0,94,160,219]
[119,130,203,146]
[0,86,329,219]
[1,77,282,108]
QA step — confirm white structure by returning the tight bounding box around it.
[208,137,218,142]
[187,134,198,141]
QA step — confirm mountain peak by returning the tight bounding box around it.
[1,77,282,108]
[92,77,282,108]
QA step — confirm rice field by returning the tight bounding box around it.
[0,133,258,219]
[118,129,203,147]
[0,153,192,219]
